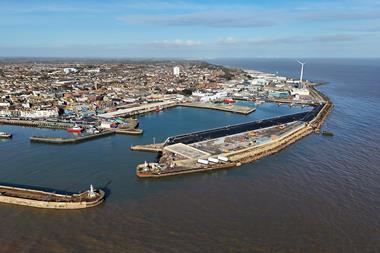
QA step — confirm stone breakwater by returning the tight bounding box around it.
[0,185,105,209]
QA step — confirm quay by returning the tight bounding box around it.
[98,101,177,119]
[266,97,317,106]
[0,118,73,129]
[30,130,115,144]
[178,102,256,115]
[98,100,256,120]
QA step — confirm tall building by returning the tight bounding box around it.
[173,66,180,77]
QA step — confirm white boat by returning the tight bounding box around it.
[0,132,12,138]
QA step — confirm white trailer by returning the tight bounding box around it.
[217,155,229,162]
[197,159,209,165]
[208,157,219,163]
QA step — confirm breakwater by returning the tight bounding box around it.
[30,130,115,144]
[0,184,105,209]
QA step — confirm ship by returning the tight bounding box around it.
[0,132,12,138]
[67,125,83,133]
[0,184,105,209]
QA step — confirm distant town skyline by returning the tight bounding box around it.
[0,0,379,58]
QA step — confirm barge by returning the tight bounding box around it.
[0,184,105,209]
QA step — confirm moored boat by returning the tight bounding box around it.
[67,125,83,133]
[0,184,105,209]
[223,98,235,103]
[322,130,334,137]
[0,132,12,138]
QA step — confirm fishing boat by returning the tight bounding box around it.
[67,125,82,133]
[223,98,235,103]
[0,184,105,209]
[0,132,12,138]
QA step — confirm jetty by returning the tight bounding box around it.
[113,128,143,135]
[131,143,164,152]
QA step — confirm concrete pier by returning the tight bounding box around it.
[131,143,164,152]
[30,130,115,144]
[178,102,256,115]
[98,101,177,119]
[113,128,143,135]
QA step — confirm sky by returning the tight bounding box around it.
[0,0,379,58]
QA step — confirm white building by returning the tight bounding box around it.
[291,88,310,96]
[84,68,100,73]
[64,68,78,74]
[251,79,268,86]
[173,66,180,77]
[19,109,58,119]
[100,121,112,129]
[199,91,228,103]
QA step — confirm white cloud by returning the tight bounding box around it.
[119,1,380,28]
[119,9,276,28]
[159,39,202,46]
[217,37,240,45]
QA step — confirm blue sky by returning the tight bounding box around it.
[0,0,379,58]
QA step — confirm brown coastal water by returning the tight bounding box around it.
[0,59,379,252]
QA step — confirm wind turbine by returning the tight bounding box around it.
[297,60,306,88]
